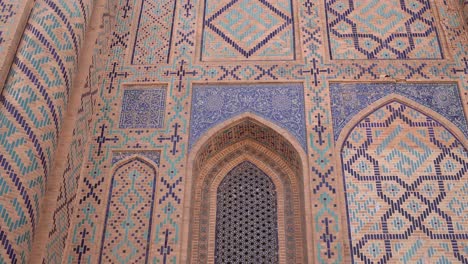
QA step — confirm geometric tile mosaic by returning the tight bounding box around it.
[119,87,167,129]
[215,161,279,263]
[341,101,468,263]
[0,0,21,90]
[131,0,176,64]
[324,0,444,59]
[99,157,158,263]
[200,0,296,61]
[112,150,161,166]
[0,0,93,261]
[330,83,467,140]
[190,83,306,150]
[42,0,468,262]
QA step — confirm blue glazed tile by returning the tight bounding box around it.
[190,83,306,150]
[119,88,166,129]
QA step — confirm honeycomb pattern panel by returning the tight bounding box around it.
[215,161,279,263]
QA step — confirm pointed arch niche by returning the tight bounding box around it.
[182,114,312,263]
[99,155,159,263]
[336,96,468,263]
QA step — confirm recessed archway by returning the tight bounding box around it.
[336,96,468,263]
[180,114,313,263]
[98,156,159,263]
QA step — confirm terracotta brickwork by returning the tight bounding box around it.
[34,0,109,262]
[459,0,468,25]
[99,156,160,263]
[0,0,467,263]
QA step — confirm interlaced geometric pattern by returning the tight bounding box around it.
[0,0,16,45]
[325,0,444,59]
[201,0,296,61]
[342,102,468,263]
[215,161,279,263]
[59,0,468,263]
[99,158,157,263]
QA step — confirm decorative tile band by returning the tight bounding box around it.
[131,0,176,65]
[43,76,97,263]
[42,4,111,259]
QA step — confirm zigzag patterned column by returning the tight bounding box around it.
[463,0,468,25]
[0,0,94,262]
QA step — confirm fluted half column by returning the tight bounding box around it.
[0,0,35,92]
[0,0,94,262]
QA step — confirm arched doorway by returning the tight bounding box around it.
[181,116,312,263]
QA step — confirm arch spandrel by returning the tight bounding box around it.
[336,94,468,147]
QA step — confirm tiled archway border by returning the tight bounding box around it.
[181,114,314,263]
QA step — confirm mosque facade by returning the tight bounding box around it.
[0,0,467,263]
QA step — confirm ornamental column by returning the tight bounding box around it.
[0,0,95,262]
